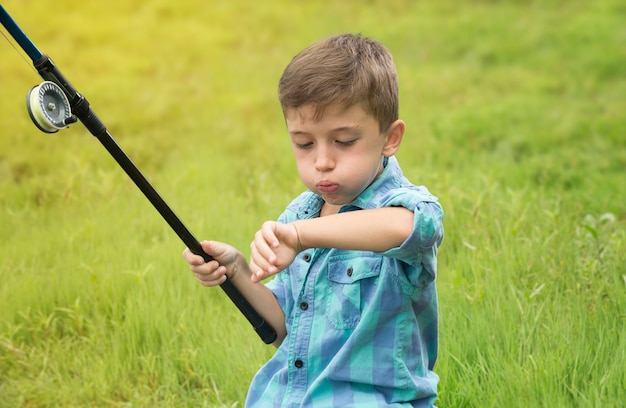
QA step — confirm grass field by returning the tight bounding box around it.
[1,0,625,406]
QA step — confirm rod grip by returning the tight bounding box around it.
[220,278,278,344]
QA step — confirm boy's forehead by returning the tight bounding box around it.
[285,103,373,127]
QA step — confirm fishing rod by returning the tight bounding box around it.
[0,5,277,344]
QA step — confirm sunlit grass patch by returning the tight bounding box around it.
[1,0,625,406]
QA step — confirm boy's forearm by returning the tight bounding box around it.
[229,254,287,347]
[293,207,414,252]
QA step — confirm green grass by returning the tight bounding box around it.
[1,0,625,406]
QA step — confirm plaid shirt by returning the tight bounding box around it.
[246,156,444,407]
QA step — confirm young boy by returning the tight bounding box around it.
[182,33,444,407]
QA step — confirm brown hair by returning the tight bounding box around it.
[278,33,399,133]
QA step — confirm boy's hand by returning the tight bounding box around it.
[182,240,240,287]
[249,221,301,283]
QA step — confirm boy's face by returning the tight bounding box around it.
[286,104,403,213]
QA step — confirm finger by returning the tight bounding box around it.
[249,250,278,283]
[182,247,207,266]
[201,240,239,266]
[194,264,228,286]
[252,240,279,274]
[191,260,219,277]
[248,258,266,283]
[189,259,218,275]
[249,260,270,283]
[250,270,265,283]
[200,240,219,257]
[254,229,277,265]
[249,240,270,273]
[261,221,280,248]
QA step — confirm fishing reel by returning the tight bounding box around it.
[26,81,77,133]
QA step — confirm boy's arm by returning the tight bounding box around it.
[249,207,414,282]
[297,206,414,251]
[183,240,287,346]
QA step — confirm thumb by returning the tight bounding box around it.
[200,240,224,259]
[200,240,238,265]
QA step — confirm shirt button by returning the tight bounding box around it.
[346,267,353,277]
[299,301,309,310]
[302,253,311,262]
[294,359,304,368]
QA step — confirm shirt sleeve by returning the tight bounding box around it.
[378,190,444,279]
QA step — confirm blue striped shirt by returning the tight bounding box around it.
[246,156,444,407]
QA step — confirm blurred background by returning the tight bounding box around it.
[1,1,624,406]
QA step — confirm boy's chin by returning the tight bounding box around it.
[320,194,357,208]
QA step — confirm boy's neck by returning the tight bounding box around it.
[320,202,341,217]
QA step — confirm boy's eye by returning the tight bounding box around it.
[336,139,357,146]
[294,142,313,149]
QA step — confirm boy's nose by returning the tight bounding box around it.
[314,148,335,171]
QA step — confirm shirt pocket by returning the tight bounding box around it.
[325,254,382,329]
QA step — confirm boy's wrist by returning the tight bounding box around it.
[292,221,307,253]
[228,251,250,282]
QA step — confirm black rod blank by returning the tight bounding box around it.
[0,5,276,344]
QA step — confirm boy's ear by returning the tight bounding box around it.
[382,120,405,157]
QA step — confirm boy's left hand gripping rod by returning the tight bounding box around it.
[0,5,277,344]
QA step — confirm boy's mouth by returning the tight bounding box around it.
[317,181,339,193]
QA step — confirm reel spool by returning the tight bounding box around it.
[26,81,76,133]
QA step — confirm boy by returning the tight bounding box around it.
[183,33,444,407]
